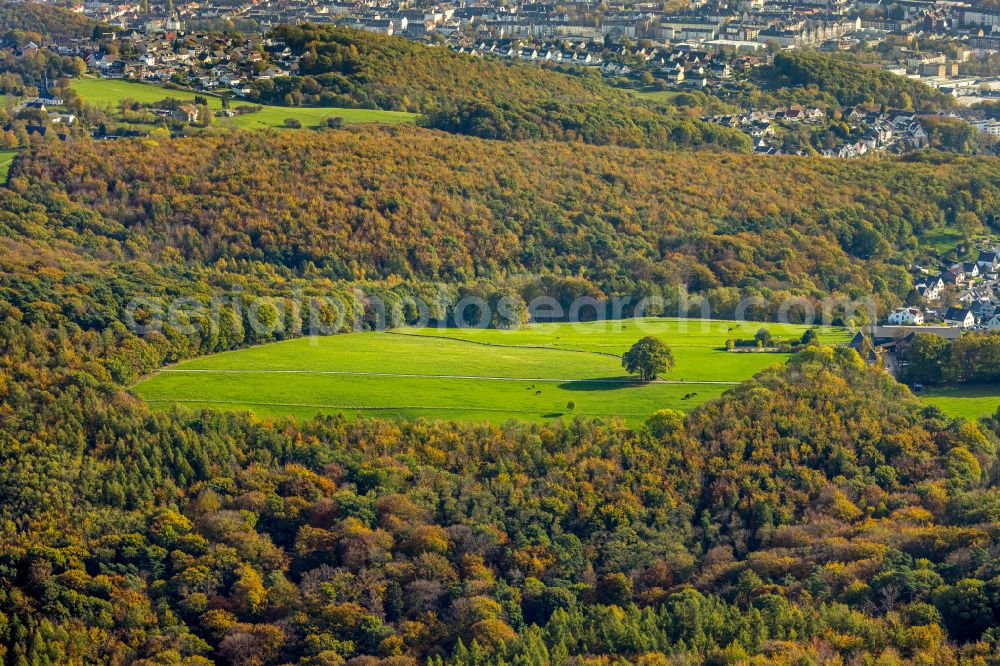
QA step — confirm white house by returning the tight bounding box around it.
[175,104,199,123]
[944,307,976,328]
[887,307,925,326]
[257,66,288,80]
[35,83,64,106]
[915,277,943,301]
[48,112,75,125]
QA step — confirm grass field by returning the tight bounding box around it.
[919,227,968,256]
[402,318,850,381]
[630,89,686,103]
[134,318,849,424]
[0,149,18,180]
[70,78,416,129]
[922,386,1000,421]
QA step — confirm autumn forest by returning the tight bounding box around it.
[1,12,1000,666]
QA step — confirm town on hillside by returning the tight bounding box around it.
[6,0,1000,155]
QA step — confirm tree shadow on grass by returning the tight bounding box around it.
[558,377,647,391]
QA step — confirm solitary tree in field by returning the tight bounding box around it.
[622,337,674,381]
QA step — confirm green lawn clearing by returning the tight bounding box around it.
[921,385,1000,421]
[401,318,850,383]
[70,78,416,129]
[134,318,849,425]
[0,149,19,180]
[919,227,968,257]
[630,89,686,103]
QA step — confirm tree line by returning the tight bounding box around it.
[904,331,1000,385]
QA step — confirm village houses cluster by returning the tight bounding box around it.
[79,30,282,96]
[705,106,930,157]
[886,244,1000,331]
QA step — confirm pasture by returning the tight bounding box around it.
[134,318,848,424]
[70,78,416,129]
[402,318,849,382]
[0,149,18,180]
[922,386,1000,421]
[630,89,686,103]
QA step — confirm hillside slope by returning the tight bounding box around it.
[260,24,616,112]
[763,51,955,112]
[12,128,1000,312]
[248,25,751,151]
[2,288,999,663]
[0,1,102,41]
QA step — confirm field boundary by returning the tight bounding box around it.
[154,368,739,385]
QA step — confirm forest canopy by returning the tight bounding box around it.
[763,51,955,112]
[256,24,619,112]
[1,270,1000,664]
[11,126,1000,319]
[0,95,999,663]
[0,1,104,42]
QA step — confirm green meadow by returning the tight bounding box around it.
[630,89,687,103]
[919,227,967,255]
[0,149,18,180]
[922,386,1000,421]
[402,318,850,382]
[134,318,848,424]
[70,78,416,129]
